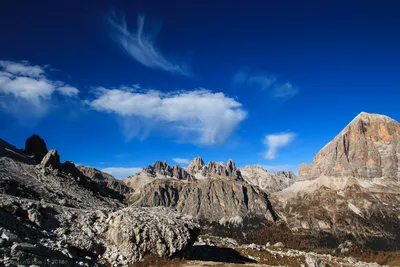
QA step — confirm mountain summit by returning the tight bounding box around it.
[299,112,400,180]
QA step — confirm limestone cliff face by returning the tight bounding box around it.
[239,166,296,193]
[128,178,277,225]
[299,112,400,180]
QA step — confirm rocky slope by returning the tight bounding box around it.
[127,177,278,227]
[299,112,400,180]
[239,166,296,193]
[0,135,200,266]
[271,112,400,249]
[78,166,133,195]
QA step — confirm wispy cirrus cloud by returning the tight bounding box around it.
[172,158,190,165]
[263,132,296,159]
[0,60,79,116]
[232,69,298,99]
[88,86,247,146]
[107,12,190,76]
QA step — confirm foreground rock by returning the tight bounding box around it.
[0,194,199,266]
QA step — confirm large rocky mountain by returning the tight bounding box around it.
[271,112,400,249]
[299,112,400,180]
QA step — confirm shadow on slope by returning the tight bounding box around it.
[187,245,256,264]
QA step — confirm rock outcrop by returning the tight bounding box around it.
[41,149,61,169]
[239,166,296,193]
[187,157,243,180]
[25,134,48,162]
[299,112,400,180]
[128,177,278,226]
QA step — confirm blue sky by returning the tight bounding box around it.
[1,1,399,178]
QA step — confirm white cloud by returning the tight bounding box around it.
[232,69,298,99]
[0,60,80,113]
[0,60,45,78]
[108,13,190,76]
[264,132,296,159]
[0,75,54,105]
[101,167,142,179]
[172,158,190,165]
[57,86,79,96]
[88,87,247,145]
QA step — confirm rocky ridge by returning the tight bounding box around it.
[78,166,133,195]
[239,166,296,193]
[187,157,243,180]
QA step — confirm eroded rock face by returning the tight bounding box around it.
[25,134,48,162]
[187,157,243,180]
[41,150,61,169]
[239,166,296,193]
[299,112,400,180]
[128,178,278,225]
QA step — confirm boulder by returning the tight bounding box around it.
[104,207,199,263]
[66,207,199,265]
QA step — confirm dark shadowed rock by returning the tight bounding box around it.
[25,134,48,162]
